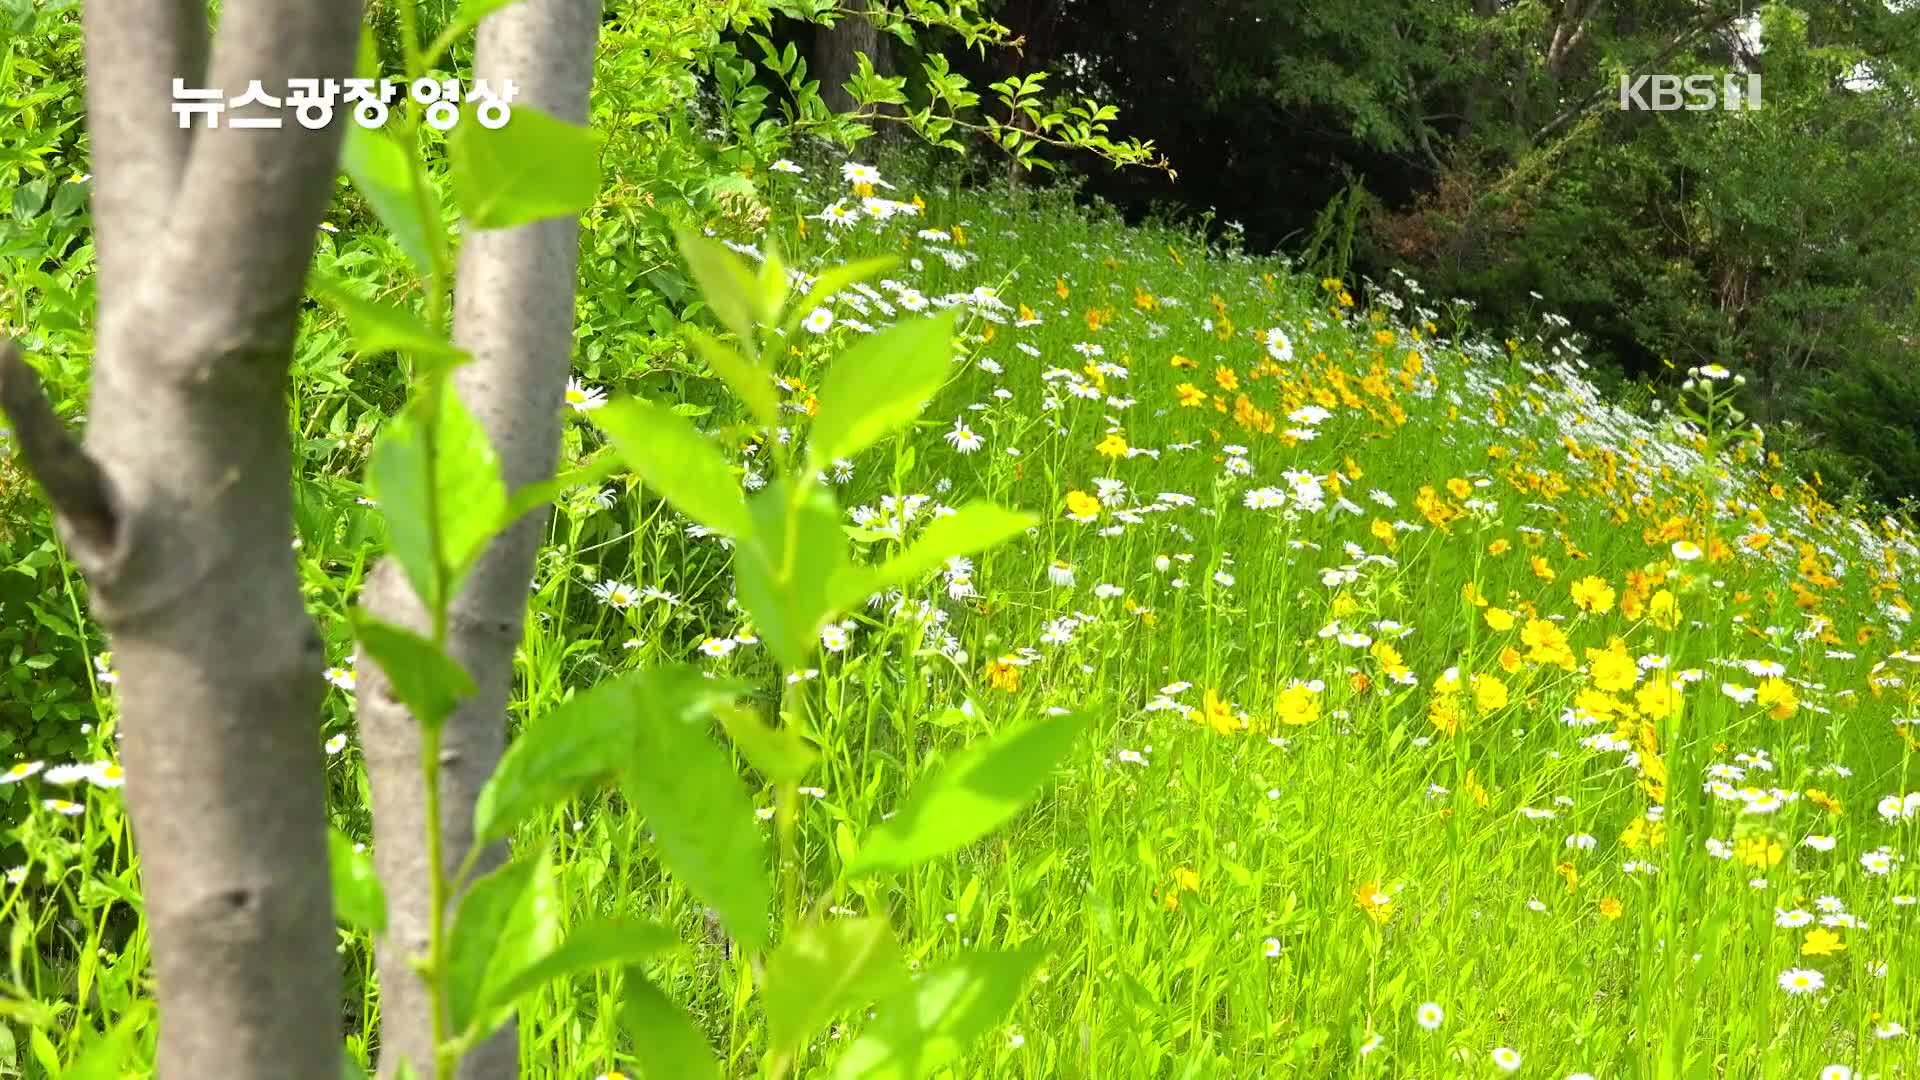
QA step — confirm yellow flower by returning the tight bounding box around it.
[1488,538,1512,556]
[1483,607,1515,631]
[1633,678,1682,721]
[1570,575,1616,614]
[1531,555,1556,582]
[1214,365,1239,392]
[1521,619,1574,669]
[1275,682,1321,727]
[1065,490,1101,520]
[1801,928,1845,956]
[1647,589,1681,630]
[1586,641,1639,693]
[1354,881,1393,925]
[1734,835,1783,868]
[1598,896,1623,920]
[1554,861,1579,894]
[1446,477,1472,500]
[1172,866,1200,892]
[984,658,1021,693]
[1471,673,1509,714]
[1756,677,1798,720]
[1370,518,1397,549]
[1197,689,1239,735]
[1176,382,1208,407]
[1096,432,1129,459]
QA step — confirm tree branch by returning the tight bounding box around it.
[0,341,116,556]
[81,0,206,301]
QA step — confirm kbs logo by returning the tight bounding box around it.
[1618,73,1762,112]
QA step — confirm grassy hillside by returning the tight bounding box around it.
[7,111,1920,1080]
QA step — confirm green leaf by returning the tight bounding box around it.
[475,666,743,843]
[845,711,1088,879]
[674,226,763,346]
[620,685,772,954]
[447,849,562,1039]
[350,614,476,735]
[340,1055,371,1080]
[457,0,525,24]
[808,310,960,469]
[765,917,907,1062]
[868,501,1036,591]
[621,968,720,1080]
[342,125,440,277]
[479,918,680,1014]
[366,384,510,609]
[790,256,898,332]
[56,1003,150,1080]
[328,828,387,936]
[757,235,790,326]
[733,477,867,671]
[827,950,1045,1080]
[684,324,780,429]
[593,397,751,538]
[449,104,603,230]
[311,277,468,372]
[713,702,819,785]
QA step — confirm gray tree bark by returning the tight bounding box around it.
[353,3,601,1077]
[815,0,891,114]
[0,1,363,1077]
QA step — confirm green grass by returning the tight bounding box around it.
[7,147,1920,1079]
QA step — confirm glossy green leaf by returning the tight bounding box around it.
[622,968,720,1080]
[845,711,1088,879]
[449,104,603,230]
[311,277,468,371]
[447,849,562,1038]
[868,501,1036,591]
[733,477,867,671]
[593,397,751,538]
[366,385,510,610]
[328,828,387,935]
[808,310,960,469]
[620,684,772,954]
[674,226,763,346]
[714,702,818,785]
[341,125,439,277]
[765,917,907,1062]
[684,324,780,429]
[350,614,476,735]
[475,666,743,843]
[479,919,680,1014]
[827,950,1045,1080]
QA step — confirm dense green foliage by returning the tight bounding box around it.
[961,0,1920,505]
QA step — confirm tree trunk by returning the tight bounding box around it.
[815,0,890,114]
[355,3,601,1077]
[0,1,362,1077]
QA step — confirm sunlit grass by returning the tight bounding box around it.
[11,150,1919,1078]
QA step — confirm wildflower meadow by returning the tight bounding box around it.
[2,2,1918,1079]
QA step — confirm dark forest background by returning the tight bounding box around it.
[779,0,1920,509]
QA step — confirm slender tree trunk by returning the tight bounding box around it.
[355,3,601,1076]
[0,2,362,1077]
[815,0,890,115]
